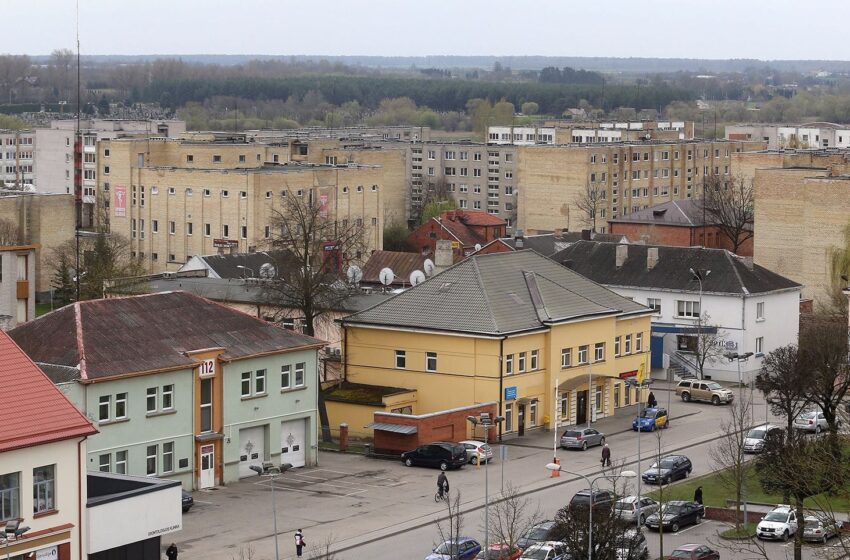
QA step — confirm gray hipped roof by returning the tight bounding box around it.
[342,251,649,335]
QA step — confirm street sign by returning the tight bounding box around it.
[499,445,508,460]
[504,386,517,401]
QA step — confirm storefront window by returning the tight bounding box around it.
[505,403,513,432]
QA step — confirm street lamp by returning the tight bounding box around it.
[250,463,293,560]
[688,268,711,379]
[467,413,504,557]
[237,265,255,278]
[3,519,30,560]
[544,465,636,560]
[625,376,653,526]
[725,350,754,527]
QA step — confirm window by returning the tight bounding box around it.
[756,302,765,320]
[114,451,127,475]
[529,401,537,427]
[595,387,603,412]
[241,226,247,239]
[241,372,252,397]
[186,155,194,163]
[756,337,764,355]
[239,155,246,163]
[518,352,526,372]
[624,335,632,354]
[114,392,127,419]
[152,220,159,233]
[578,345,589,364]
[647,298,661,314]
[295,362,305,386]
[505,403,513,432]
[614,384,621,408]
[594,342,605,362]
[222,225,230,238]
[614,336,621,356]
[530,350,539,370]
[426,352,437,372]
[162,442,174,474]
[676,300,700,318]
[200,378,213,433]
[204,223,211,237]
[505,354,513,375]
[636,333,644,352]
[187,222,193,236]
[169,221,175,235]
[0,472,19,520]
[395,350,406,369]
[98,395,111,421]
[625,385,631,406]
[222,190,229,198]
[281,364,291,389]
[147,387,158,413]
[213,155,222,163]
[98,454,110,473]
[146,445,158,476]
[255,369,266,394]
[162,385,174,410]
[560,394,569,419]
[240,191,247,199]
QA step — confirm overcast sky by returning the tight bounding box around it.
[4,0,848,60]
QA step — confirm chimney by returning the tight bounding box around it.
[581,229,592,241]
[615,244,628,268]
[647,247,659,270]
[435,239,454,269]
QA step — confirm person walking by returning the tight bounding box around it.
[165,543,178,560]
[694,486,703,505]
[295,529,306,557]
[647,391,658,409]
[601,443,611,468]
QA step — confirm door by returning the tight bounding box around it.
[576,391,588,425]
[651,335,664,369]
[238,426,265,478]
[517,404,526,437]
[200,445,215,489]
[280,419,306,468]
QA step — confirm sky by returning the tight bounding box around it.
[3,0,849,60]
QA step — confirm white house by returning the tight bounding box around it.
[553,241,802,383]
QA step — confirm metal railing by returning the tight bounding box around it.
[669,351,699,378]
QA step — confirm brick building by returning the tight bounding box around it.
[408,209,507,261]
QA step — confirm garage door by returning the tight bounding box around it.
[238,426,265,478]
[280,419,306,468]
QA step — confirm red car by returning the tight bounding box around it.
[670,544,720,560]
[475,543,522,560]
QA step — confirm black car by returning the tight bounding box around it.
[645,501,705,532]
[401,442,468,470]
[569,489,616,511]
[641,455,692,485]
[181,490,194,512]
[517,520,556,550]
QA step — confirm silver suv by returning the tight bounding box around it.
[675,380,734,405]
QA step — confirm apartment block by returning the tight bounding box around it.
[517,139,766,234]
[727,122,850,150]
[488,121,695,146]
[0,129,35,189]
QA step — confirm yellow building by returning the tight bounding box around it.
[340,250,653,437]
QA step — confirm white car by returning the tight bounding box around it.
[757,505,798,541]
[793,410,831,433]
[519,541,569,560]
[743,424,782,453]
[459,440,493,465]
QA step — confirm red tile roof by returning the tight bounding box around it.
[0,331,96,452]
[448,210,507,227]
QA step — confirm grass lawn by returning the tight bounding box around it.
[35,302,53,316]
[719,522,758,539]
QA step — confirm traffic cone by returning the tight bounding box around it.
[551,456,560,478]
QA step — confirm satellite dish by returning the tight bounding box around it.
[346,265,363,284]
[410,270,426,286]
[259,263,277,279]
[474,243,482,252]
[423,259,435,276]
[379,267,395,286]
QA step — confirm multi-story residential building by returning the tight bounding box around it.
[517,139,766,234]
[726,122,850,150]
[0,243,36,330]
[553,241,801,383]
[488,126,556,145]
[489,121,695,146]
[245,124,430,143]
[101,137,386,273]
[0,330,97,560]
[10,291,324,489]
[0,129,35,190]
[340,250,653,436]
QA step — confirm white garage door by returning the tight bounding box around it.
[280,419,306,468]
[238,426,265,478]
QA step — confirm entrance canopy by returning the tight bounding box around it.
[558,374,618,392]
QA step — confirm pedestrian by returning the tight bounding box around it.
[295,529,306,557]
[601,443,611,468]
[694,486,703,505]
[647,391,657,409]
[165,543,178,560]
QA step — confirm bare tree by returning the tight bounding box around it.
[574,183,606,233]
[0,218,21,245]
[756,344,812,436]
[708,392,752,533]
[411,176,455,226]
[693,312,727,380]
[800,314,850,436]
[486,483,541,556]
[434,490,465,559]
[698,174,754,254]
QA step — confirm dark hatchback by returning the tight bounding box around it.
[642,455,692,485]
[645,501,705,533]
[402,442,468,470]
[517,520,557,549]
[569,489,616,511]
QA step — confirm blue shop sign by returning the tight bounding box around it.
[505,386,517,401]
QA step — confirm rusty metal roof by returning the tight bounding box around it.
[362,251,427,286]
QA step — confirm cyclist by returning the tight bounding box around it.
[437,472,449,499]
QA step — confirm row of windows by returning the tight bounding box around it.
[395,350,438,372]
[98,444,182,477]
[240,363,307,397]
[129,186,379,206]
[505,350,539,375]
[0,465,55,521]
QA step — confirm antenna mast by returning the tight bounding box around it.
[75,0,81,302]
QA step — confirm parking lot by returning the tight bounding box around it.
[263,467,407,498]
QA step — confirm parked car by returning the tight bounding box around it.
[402,442,468,471]
[460,440,494,465]
[615,529,649,560]
[743,424,783,453]
[802,515,840,543]
[793,410,832,433]
[669,544,720,559]
[642,455,692,485]
[560,427,605,451]
[675,380,734,405]
[756,505,798,541]
[475,543,523,560]
[518,541,570,560]
[181,490,194,512]
[632,407,669,432]
[645,501,704,532]
[517,521,556,550]
[427,538,482,560]
[614,495,660,525]
[569,488,616,511]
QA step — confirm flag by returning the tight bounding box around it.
[636,360,646,384]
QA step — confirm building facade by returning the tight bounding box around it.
[0,244,36,330]
[726,122,850,150]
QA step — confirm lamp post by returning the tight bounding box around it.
[544,465,636,560]
[467,413,503,557]
[237,265,255,278]
[725,350,754,527]
[250,463,293,560]
[625,377,653,526]
[688,268,711,379]
[3,519,30,560]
